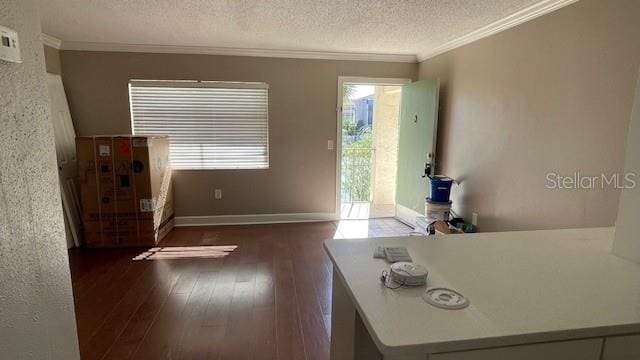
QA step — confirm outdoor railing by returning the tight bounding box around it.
[341,147,374,202]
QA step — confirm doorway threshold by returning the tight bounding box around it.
[340,202,370,219]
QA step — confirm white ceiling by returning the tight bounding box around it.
[39,0,576,61]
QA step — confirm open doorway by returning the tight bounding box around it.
[337,77,409,220]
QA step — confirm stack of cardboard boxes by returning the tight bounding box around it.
[76,135,174,247]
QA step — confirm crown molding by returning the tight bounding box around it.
[58,41,418,63]
[41,33,62,49]
[417,0,579,62]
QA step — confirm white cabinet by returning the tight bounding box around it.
[602,335,640,360]
[429,339,602,360]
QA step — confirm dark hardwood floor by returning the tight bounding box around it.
[68,220,411,360]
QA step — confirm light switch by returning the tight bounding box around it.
[327,140,335,150]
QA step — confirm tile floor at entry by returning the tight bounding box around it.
[340,202,397,219]
[70,218,412,360]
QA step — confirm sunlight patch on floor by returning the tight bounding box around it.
[133,245,238,260]
[341,202,370,219]
[333,218,413,239]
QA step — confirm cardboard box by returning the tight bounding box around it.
[76,135,174,247]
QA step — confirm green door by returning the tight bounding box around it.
[396,79,439,216]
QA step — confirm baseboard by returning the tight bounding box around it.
[395,204,422,227]
[175,212,338,227]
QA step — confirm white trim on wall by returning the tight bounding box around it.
[41,33,62,49]
[417,0,579,61]
[58,41,418,63]
[175,212,338,227]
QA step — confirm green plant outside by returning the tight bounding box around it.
[341,84,374,202]
[341,132,373,202]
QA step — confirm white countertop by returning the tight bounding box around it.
[324,227,640,356]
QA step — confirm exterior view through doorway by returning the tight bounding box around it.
[337,77,408,220]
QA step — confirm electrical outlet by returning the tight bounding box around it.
[214,189,222,200]
[472,212,479,226]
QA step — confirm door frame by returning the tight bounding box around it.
[335,76,411,219]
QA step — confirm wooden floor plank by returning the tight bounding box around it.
[80,262,157,359]
[219,278,257,360]
[275,306,307,360]
[130,262,200,359]
[173,270,219,359]
[75,261,145,351]
[252,306,278,360]
[203,252,239,327]
[72,249,133,302]
[101,262,181,360]
[289,237,330,360]
[274,253,306,360]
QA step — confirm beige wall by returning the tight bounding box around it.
[0,0,80,358]
[372,86,401,206]
[44,44,61,74]
[419,0,640,232]
[59,51,416,217]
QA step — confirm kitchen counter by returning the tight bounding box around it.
[324,227,640,359]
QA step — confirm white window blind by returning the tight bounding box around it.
[129,80,269,170]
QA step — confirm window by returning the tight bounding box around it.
[129,80,269,170]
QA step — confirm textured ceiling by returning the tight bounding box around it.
[40,0,547,58]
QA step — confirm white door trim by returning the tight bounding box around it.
[395,204,423,227]
[336,77,411,219]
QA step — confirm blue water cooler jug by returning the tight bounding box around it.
[428,176,454,203]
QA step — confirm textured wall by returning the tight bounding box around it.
[59,51,416,217]
[44,45,61,74]
[0,0,80,358]
[419,0,640,232]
